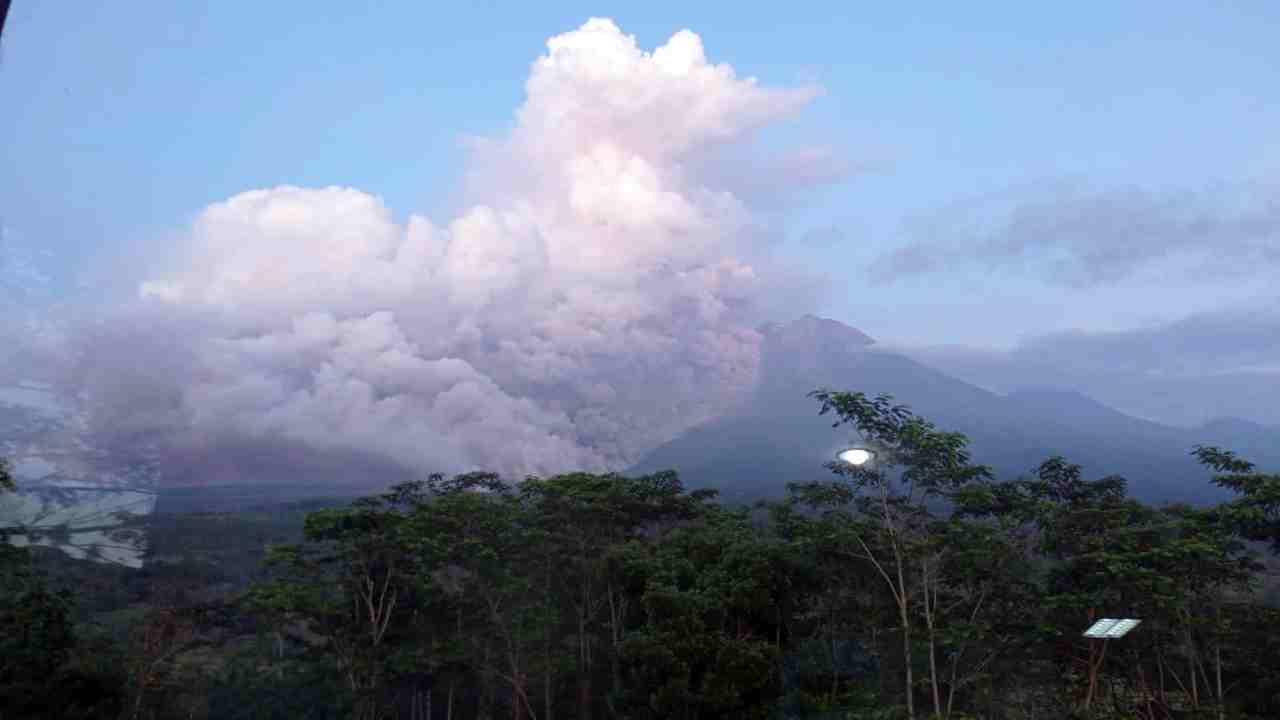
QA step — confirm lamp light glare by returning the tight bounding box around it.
[838,448,874,466]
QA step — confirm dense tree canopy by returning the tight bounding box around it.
[1,389,1278,719]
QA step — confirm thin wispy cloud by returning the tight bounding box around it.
[868,178,1280,288]
[896,298,1280,427]
[1013,300,1280,376]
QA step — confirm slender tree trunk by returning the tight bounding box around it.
[606,583,625,718]
[130,680,145,720]
[512,671,528,720]
[830,601,839,705]
[544,555,555,720]
[578,612,593,720]
[776,609,785,699]
[480,643,495,720]
[1084,638,1108,710]
[576,559,595,720]
[945,645,960,719]
[923,560,942,719]
[1214,612,1224,720]
[504,644,534,720]
[1187,624,1199,708]
[1138,665,1154,720]
[927,642,941,718]
[902,605,915,720]
[1156,642,1168,709]
[885,472,915,720]
[1196,653,1213,704]
[545,652,554,720]
[872,625,883,699]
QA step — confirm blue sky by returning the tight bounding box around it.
[3,0,1279,350]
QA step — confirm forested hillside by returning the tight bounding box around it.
[2,388,1279,719]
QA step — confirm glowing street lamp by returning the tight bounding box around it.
[837,437,894,469]
[1082,618,1141,639]
[836,447,876,467]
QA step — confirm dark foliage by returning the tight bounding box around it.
[2,391,1279,719]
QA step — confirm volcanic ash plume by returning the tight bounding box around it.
[29,19,831,481]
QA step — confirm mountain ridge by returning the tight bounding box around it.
[634,316,1277,505]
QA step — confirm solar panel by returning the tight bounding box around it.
[1083,619,1118,637]
[1083,618,1141,638]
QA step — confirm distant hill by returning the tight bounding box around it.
[632,316,1278,505]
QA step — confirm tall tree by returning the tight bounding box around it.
[518,470,710,720]
[1192,446,1280,555]
[926,508,1039,718]
[793,390,992,720]
[251,481,423,720]
[612,506,793,719]
[403,472,555,720]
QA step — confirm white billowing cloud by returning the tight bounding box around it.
[32,19,828,481]
[518,19,817,164]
